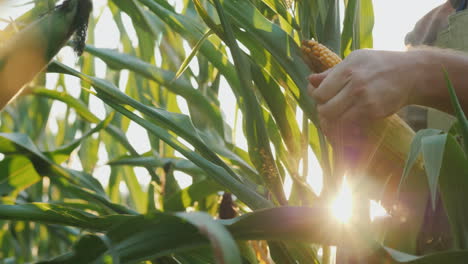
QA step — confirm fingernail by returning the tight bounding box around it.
[308,74,318,81]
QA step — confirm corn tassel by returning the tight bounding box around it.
[0,0,92,110]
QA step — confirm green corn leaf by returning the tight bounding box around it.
[438,134,468,249]
[176,212,242,264]
[444,69,468,155]
[174,29,214,81]
[83,45,225,136]
[0,203,135,231]
[50,61,272,210]
[108,155,204,177]
[421,134,447,210]
[164,179,222,211]
[262,0,300,30]
[32,87,162,184]
[341,0,374,57]
[0,155,41,197]
[213,0,286,205]
[399,128,441,195]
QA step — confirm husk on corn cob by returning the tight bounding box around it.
[301,39,424,201]
[301,39,430,253]
[0,0,92,110]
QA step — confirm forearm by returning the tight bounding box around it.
[409,47,468,114]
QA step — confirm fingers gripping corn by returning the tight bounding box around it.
[300,39,423,200]
[301,40,430,253]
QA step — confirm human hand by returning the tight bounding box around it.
[307,49,417,136]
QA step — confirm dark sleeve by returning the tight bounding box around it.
[450,0,461,8]
[450,0,467,10]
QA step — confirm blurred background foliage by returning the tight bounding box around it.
[1,0,468,263]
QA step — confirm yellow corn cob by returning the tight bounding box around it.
[301,39,429,253]
[301,39,342,72]
[301,39,425,200]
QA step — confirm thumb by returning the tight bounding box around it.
[308,68,331,88]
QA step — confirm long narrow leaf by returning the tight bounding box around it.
[174,29,213,80]
[444,69,468,155]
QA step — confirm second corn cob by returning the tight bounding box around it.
[0,0,92,110]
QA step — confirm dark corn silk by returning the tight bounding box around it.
[451,0,467,11]
[58,0,93,56]
[0,0,92,110]
[219,193,237,219]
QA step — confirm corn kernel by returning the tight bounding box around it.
[301,39,342,72]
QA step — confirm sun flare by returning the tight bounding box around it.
[330,180,390,223]
[332,179,353,223]
[370,200,389,221]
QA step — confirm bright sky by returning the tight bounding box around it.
[0,0,447,48]
[0,0,446,194]
[373,0,445,50]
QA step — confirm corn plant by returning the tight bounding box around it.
[1,0,468,263]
